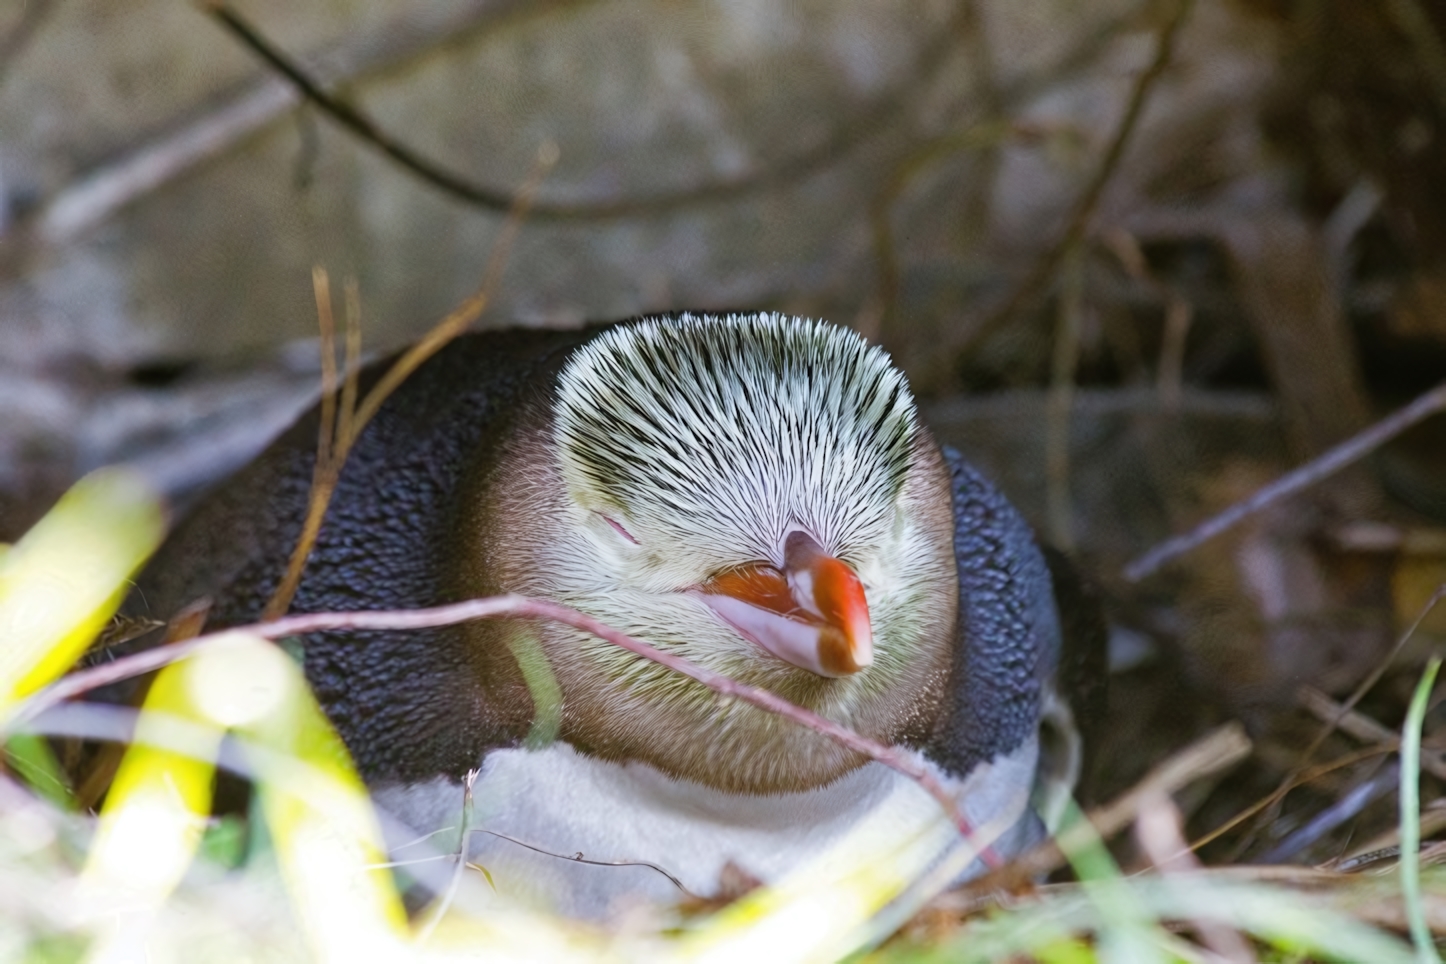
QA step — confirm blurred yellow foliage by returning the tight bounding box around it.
[0,467,163,708]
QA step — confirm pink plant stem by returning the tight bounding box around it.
[17,594,1001,866]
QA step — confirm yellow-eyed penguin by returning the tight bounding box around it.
[123,312,1105,917]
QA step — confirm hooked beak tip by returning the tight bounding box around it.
[853,634,875,669]
[799,538,873,676]
[818,622,873,676]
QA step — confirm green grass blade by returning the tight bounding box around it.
[2,733,72,810]
[883,875,1416,964]
[1402,655,1443,964]
[1055,801,1169,964]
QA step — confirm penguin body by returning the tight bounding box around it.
[123,314,1102,917]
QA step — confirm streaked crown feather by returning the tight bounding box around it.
[553,313,919,568]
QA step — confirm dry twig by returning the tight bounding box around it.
[12,594,1001,861]
[870,120,1018,347]
[946,721,1251,896]
[1256,761,1400,865]
[871,5,1148,362]
[1299,685,1446,782]
[1134,791,1257,963]
[201,0,969,221]
[416,768,479,943]
[1344,797,1446,860]
[12,0,1139,257]
[201,0,516,213]
[1216,585,1446,860]
[469,828,696,897]
[1191,584,1446,861]
[1045,242,1084,552]
[1124,383,1446,581]
[260,143,555,619]
[1185,745,1402,857]
[23,1,553,247]
[953,0,1195,368]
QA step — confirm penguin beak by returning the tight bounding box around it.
[696,531,874,677]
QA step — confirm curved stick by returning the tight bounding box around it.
[16,594,1002,866]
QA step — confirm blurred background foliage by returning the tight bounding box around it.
[3,0,1446,959]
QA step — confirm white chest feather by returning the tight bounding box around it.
[374,739,1041,919]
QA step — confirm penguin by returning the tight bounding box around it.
[122,312,1105,917]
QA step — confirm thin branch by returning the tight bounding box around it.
[1156,295,1192,410]
[416,768,479,943]
[12,0,1135,255]
[1221,584,1446,859]
[1256,759,1399,865]
[1341,796,1446,864]
[1123,382,1446,581]
[25,1,556,247]
[200,0,513,212]
[200,0,971,222]
[949,721,1251,896]
[12,594,1000,863]
[1299,684,1446,782]
[872,4,1151,355]
[260,143,555,619]
[1133,791,1257,963]
[1045,241,1084,552]
[339,828,693,897]
[35,83,296,246]
[261,273,344,620]
[954,0,1195,367]
[1301,583,1446,767]
[1184,744,1400,858]
[1339,583,1445,722]
[469,828,697,898]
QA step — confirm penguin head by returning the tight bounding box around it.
[488,314,959,790]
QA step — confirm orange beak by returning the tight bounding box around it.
[696,531,874,677]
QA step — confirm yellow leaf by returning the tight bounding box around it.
[216,633,412,959]
[0,468,164,707]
